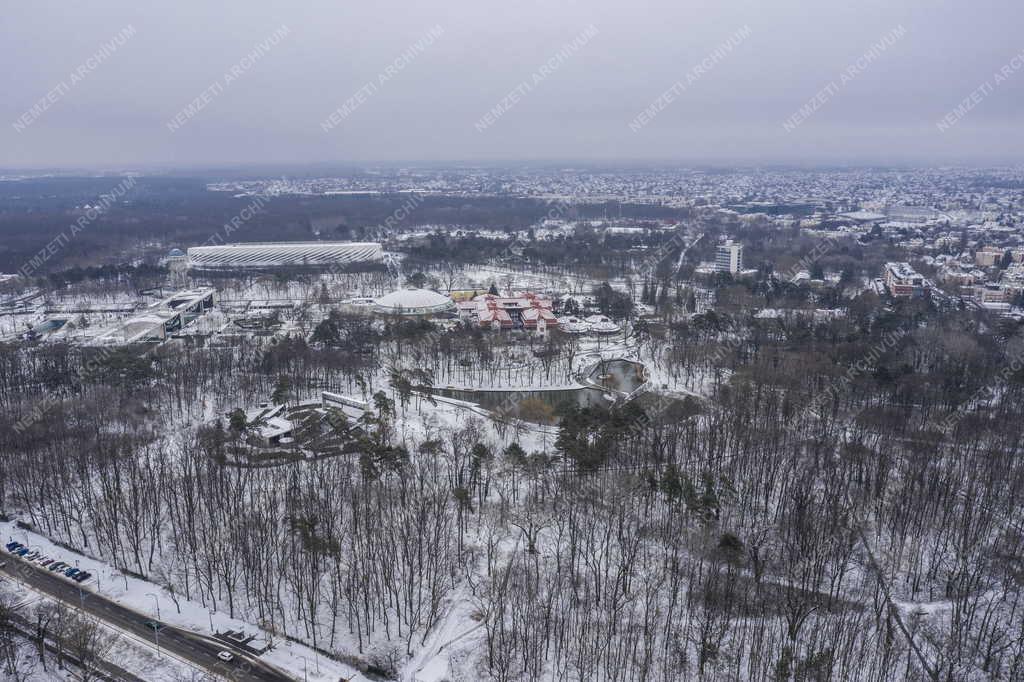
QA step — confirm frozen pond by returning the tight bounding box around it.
[433,359,648,420]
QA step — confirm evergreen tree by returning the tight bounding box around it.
[271,375,291,406]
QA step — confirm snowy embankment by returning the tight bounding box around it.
[1,578,196,681]
[1,520,363,682]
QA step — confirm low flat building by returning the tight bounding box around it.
[975,284,1009,304]
[883,262,929,298]
[975,247,1006,267]
[87,287,216,345]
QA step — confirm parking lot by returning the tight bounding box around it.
[4,541,93,585]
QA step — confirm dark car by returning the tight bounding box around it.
[5,542,21,552]
[65,568,79,577]
[74,572,91,583]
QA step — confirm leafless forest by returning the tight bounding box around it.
[3,288,1023,681]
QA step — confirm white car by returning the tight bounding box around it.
[217,651,234,662]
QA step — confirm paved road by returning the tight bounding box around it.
[1,559,295,681]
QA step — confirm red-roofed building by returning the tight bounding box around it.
[460,292,559,331]
[521,307,559,330]
[477,305,514,330]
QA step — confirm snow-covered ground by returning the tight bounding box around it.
[1,520,362,682]
[4,637,68,682]
[1,577,199,681]
[402,585,487,682]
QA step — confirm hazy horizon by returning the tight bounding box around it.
[5,0,1024,168]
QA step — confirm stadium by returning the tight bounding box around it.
[186,242,384,270]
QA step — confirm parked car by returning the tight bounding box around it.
[65,568,79,578]
[16,548,29,557]
[40,559,53,567]
[73,572,91,583]
[5,542,21,552]
[49,562,65,572]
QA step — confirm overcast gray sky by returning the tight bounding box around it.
[3,0,1022,168]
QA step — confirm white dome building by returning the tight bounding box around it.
[373,289,455,316]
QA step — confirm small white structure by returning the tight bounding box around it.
[322,392,370,412]
[561,316,589,334]
[257,417,293,445]
[584,315,620,334]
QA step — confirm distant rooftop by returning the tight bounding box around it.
[885,262,919,278]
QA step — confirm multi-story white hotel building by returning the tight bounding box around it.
[715,241,743,274]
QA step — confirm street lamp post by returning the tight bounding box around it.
[146,592,161,620]
[146,592,162,658]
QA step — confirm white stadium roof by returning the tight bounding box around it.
[373,288,455,315]
[187,241,383,268]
